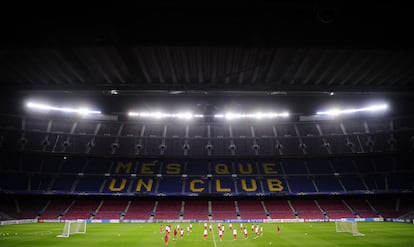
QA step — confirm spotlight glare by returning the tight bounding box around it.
[176,112,193,120]
[280,112,289,117]
[215,111,289,120]
[317,104,388,116]
[27,102,101,115]
[128,111,202,120]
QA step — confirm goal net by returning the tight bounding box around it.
[56,220,87,238]
[335,221,364,236]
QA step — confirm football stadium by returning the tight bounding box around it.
[1,2,414,247]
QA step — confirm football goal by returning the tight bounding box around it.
[335,220,364,236]
[56,220,87,238]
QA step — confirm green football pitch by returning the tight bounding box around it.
[1,222,413,247]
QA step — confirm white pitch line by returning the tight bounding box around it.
[211,227,217,247]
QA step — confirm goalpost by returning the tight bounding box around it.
[56,220,87,238]
[335,220,364,236]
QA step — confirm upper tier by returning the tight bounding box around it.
[1,114,414,157]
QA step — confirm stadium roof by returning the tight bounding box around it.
[0,1,413,115]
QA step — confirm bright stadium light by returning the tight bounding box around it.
[280,112,290,118]
[316,104,388,116]
[175,112,193,120]
[26,102,101,115]
[214,111,290,120]
[128,111,203,120]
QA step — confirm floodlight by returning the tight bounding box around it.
[176,112,193,120]
[128,111,202,120]
[214,111,289,120]
[316,104,388,116]
[128,112,140,117]
[225,112,238,120]
[26,102,101,115]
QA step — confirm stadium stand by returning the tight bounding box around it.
[153,201,182,220]
[317,199,355,219]
[290,200,325,219]
[60,200,100,220]
[210,201,238,220]
[182,201,209,220]
[264,200,296,219]
[93,200,128,220]
[123,201,155,220]
[1,115,413,221]
[344,199,378,218]
[237,200,267,219]
[39,199,73,219]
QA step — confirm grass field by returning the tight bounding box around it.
[1,222,413,247]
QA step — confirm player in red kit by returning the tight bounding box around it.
[233,228,237,240]
[173,228,177,240]
[277,225,280,235]
[203,229,208,240]
[164,234,169,245]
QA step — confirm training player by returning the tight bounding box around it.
[240,223,243,230]
[255,225,259,238]
[233,228,237,240]
[173,228,178,240]
[251,223,254,232]
[229,223,233,229]
[164,234,169,245]
[166,225,171,235]
[243,227,248,239]
[204,222,208,229]
[180,229,184,239]
[189,223,193,232]
[219,229,223,241]
[209,223,213,232]
[203,229,208,240]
